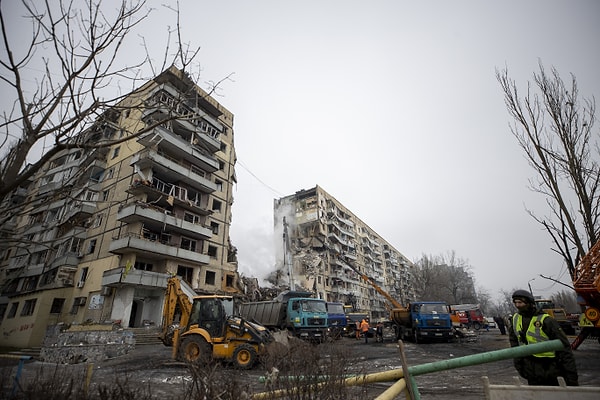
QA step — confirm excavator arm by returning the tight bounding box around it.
[159,277,194,357]
[342,257,405,310]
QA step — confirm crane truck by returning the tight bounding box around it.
[159,276,274,369]
[343,258,453,343]
[571,239,600,349]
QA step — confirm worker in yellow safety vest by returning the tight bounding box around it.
[508,289,578,386]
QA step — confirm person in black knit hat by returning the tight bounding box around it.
[508,289,578,386]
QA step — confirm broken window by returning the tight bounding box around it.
[205,270,216,286]
[50,298,65,314]
[20,299,37,316]
[207,245,217,259]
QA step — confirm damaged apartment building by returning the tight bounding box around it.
[274,185,416,321]
[0,66,239,348]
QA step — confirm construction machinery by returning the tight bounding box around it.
[343,258,453,342]
[449,304,486,330]
[534,297,576,335]
[571,239,600,349]
[239,291,328,341]
[159,276,274,368]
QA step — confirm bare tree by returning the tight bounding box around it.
[413,251,479,304]
[496,61,600,280]
[0,0,226,203]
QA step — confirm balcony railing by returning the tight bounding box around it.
[109,232,210,264]
[117,202,212,239]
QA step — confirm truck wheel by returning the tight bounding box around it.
[179,336,212,364]
[472,322,481,331]
[233,344,257,369]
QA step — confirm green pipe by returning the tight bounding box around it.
[407,339,565,377]
[253,340,566,400]
[374,339,565,400]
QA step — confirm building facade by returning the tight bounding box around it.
[273,185,416,320]
[0,67,239,348]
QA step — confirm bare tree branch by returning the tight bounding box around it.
[497,61,600,281]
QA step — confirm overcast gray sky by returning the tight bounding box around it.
[5,1,600,300]
[169,1,599,300]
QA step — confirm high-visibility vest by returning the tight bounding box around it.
[512,313,555,358]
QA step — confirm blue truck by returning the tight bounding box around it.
[392,301,453,343]
[325,302,347,339]
[239,291,328,341]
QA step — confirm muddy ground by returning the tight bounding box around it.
[3,327,600,399]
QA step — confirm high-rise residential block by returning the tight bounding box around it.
[273,185,415,320]
[0,67,239,348]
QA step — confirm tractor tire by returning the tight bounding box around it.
[233,344,257,369]
[178,335,212,364]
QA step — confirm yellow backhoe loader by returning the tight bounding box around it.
[159,276,274,369]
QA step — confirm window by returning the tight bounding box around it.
[134,261,153,271]
[50,298,65,314]
[0,304,7,321]
[215,179,223,192]
[102,190,110,201]
[70,237,83,254]
[70,297,86,314]
[7,303,18,318]
[92,214,103,228]
[180,237,197,252]
[220,142,227,153]
[78,267,89,287]
[207,245,217,259]
[90,170,104,183]
[177,265,194,285]
[112,146,120,159]
[218,161,225,170]
[225,274,234,288]
[205,270,216,285]
[212,200,222,213]
[87,239,97,254]
[184,212,200,224]
[106,168,114,179]
[20,299,37,316]
[210,222,219,235]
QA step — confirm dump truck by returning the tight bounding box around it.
[342,257,453,342]
[159,276,274,369]
[392,301,454,343]
[239,290,328,341]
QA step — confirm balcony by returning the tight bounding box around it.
[50,252,81,270]
[126,178,211,216]
[117,202,212,239]
[102,267,170,289]
[131,149,217,193]
[137,126,220,171]
[109,232,210,265]
[61,201,96,223]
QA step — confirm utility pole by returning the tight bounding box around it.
[282,217,294,289]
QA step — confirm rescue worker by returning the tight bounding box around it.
[508,289,578,386]
[360,318,370,344]
[375,321,384,343]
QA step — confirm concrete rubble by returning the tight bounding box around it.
[39,323,135,364]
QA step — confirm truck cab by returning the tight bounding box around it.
[393,301,453,343]
[326,301,347,339]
